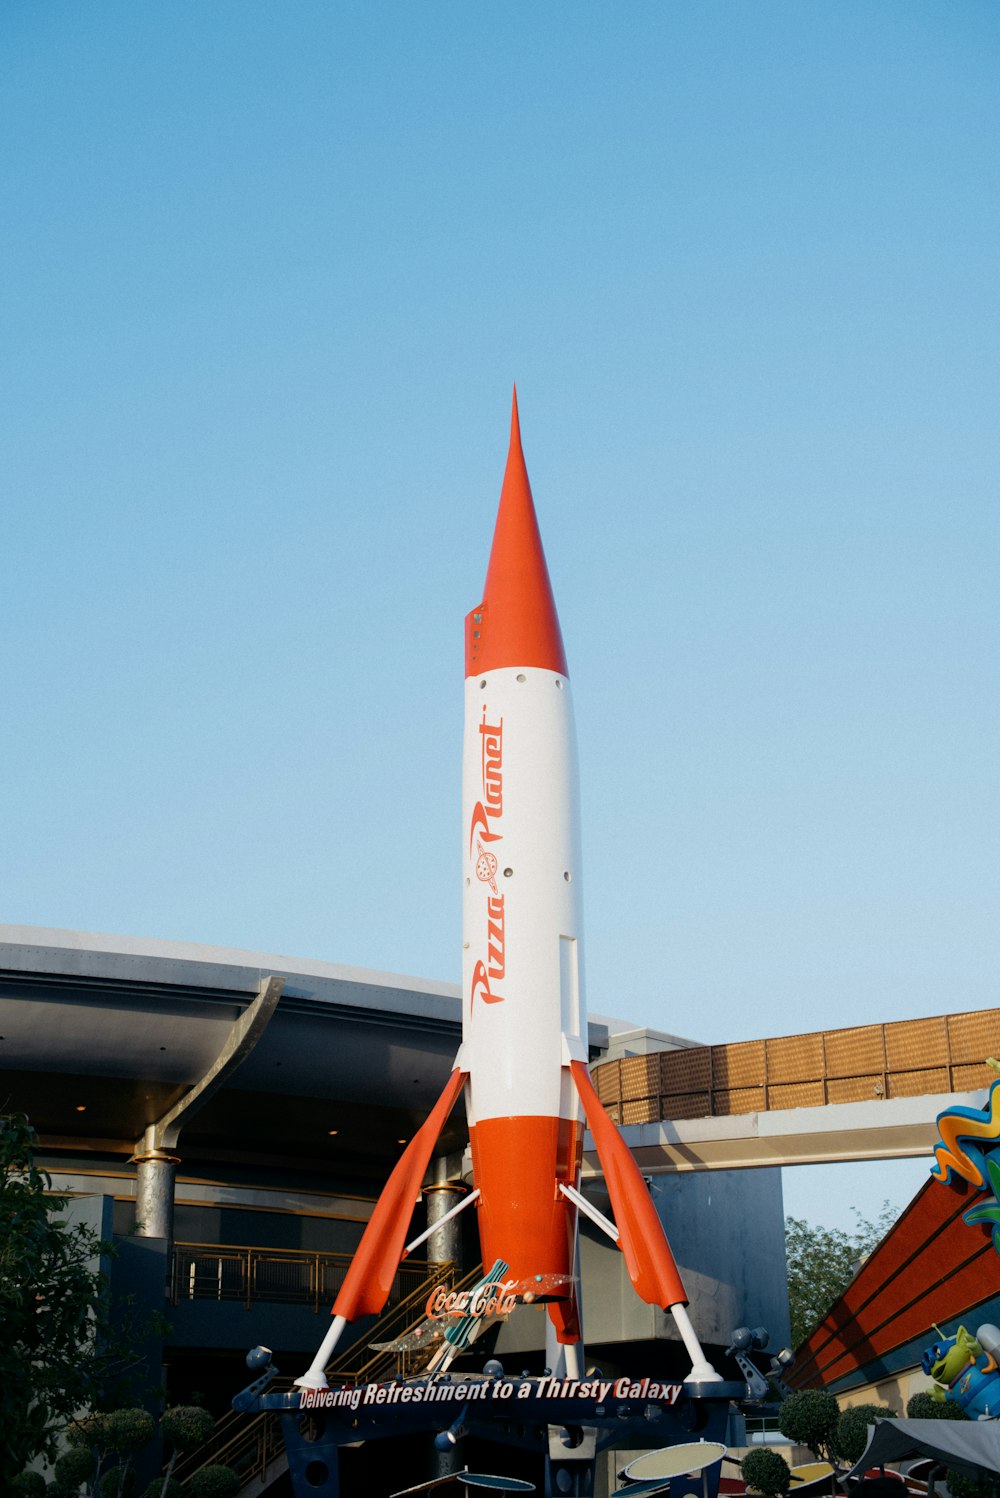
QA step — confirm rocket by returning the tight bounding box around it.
[296,392,718,1390]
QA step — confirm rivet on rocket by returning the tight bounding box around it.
[296,392,719,1390]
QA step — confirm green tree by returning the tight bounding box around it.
[778,1388,841,1463]
[785,1204,896,1347]
[1,1115,167,1491]
[741,1448,791,1496]
[0,1114,109,1486]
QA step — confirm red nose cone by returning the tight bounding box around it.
[465,388,569,679]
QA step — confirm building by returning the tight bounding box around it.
[792,1116,1000,1413]
[1,922,789,1491]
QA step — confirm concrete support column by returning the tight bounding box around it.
[423,1182,466,1267]
[133,1127,180,1245]
[425,1158,470,1482]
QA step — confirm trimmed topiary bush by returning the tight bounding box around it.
[779,1388,841,1462]
[66,1414,112,1450]
[53,1445,98,1490]
[741,1447,791,1496]
[104,1410,155,1457]
[99,1466,138,1498]
[161,1407,213,1453]
[185,1466,240,1498]
[906,1391,969,1420]
[157,1403,215,1494]
[48,1477,83,1498]
[834,1403,896,1463]
[12,1474,47,1497]
[140,1481,183,1498]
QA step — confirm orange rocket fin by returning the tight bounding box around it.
[465,386,568,679]
[332,1067,467,1321]
[569,1059,688,1309]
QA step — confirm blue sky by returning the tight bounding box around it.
[2,3,997,1230]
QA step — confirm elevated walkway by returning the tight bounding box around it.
[586,1005,999,1174]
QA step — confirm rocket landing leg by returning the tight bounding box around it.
[568,1058,721,1382]
[545,1192,584,1376]
[295,1068,467,1391]
[546,1321,584,1381]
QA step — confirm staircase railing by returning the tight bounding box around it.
[325,1262,481,1385]
[168,1404,287,1491]
[168,1258,474,1492]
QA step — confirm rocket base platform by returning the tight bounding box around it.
[237,1360,745,1498]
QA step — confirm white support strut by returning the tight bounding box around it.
[294,1314,348,1391]
[669,1301,722,1383]
[404,1188,480,1257]
[558,1185,721,1383]
[558,1182,619,1243]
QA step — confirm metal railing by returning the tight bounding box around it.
[170,1241,434,1313]
[326,1262,483,1386]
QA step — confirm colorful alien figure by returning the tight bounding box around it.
[932,1081,1000,1256]
[921,1324,1000,1417]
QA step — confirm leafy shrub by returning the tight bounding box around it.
[834,1404,896,1463]
[161,1406,214,1452]
[945,1474,995,1498]
[906,1391,969,1420]
[779,1388,841,1461]
[185,1466,240,1498]
[741,1448,791,1496]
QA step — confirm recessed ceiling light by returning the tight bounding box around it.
[76,1105,86,1113]
[397,1138,407,1144]
[327,1130,338,1136]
